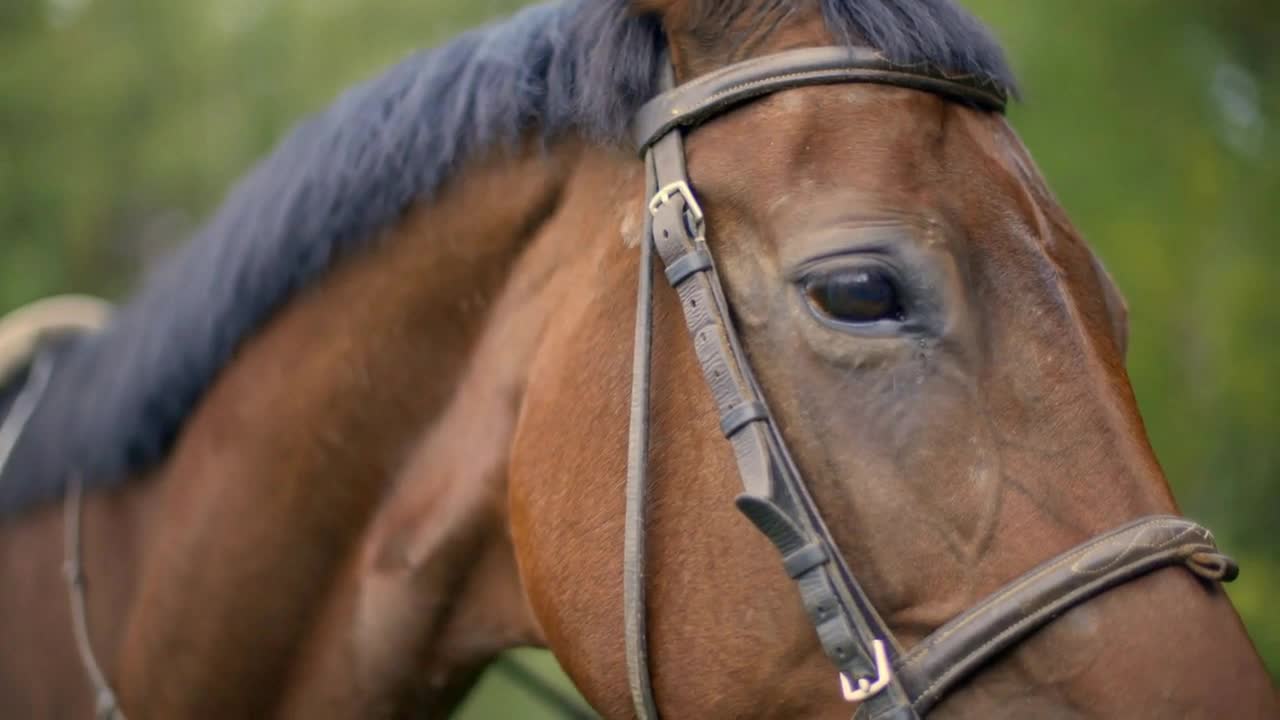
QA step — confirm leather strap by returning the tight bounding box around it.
[641,119,918,719]
[633,46,1006,153]
[622,60,667,720]
[897,515,1237,715]
[0,350,54,486]
[64,476,127,720]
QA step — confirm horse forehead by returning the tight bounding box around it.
[682,86,1116,322]
[688,85,963,198]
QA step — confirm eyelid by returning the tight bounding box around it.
[789,251,903,285]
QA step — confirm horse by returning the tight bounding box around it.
[1,0,1276,717]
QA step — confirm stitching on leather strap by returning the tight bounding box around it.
[692,67,1003,117]
[632,47,1008,152]
[908,545,1199,711]
[639,66,979,149]
[1071,522,1207,574]
[899,517,1187,670]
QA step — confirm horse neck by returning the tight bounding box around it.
[111,138,581,717]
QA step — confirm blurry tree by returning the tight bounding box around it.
[1,0,1275,713]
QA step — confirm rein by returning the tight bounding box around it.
[0,298,118,719]
[622,46,1238,720]
[0,351,124,720]
[64,476,126,720]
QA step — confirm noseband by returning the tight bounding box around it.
[623,47,1238,720]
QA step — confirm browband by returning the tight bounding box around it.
[632,46,1008,153]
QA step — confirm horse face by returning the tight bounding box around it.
[508,6,1268,719]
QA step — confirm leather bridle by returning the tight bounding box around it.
[623,46,1239,720]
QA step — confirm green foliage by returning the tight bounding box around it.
[1,0,1275,711]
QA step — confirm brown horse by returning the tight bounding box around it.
[1,0,1275,718]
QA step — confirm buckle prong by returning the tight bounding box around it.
[840,639,893,703]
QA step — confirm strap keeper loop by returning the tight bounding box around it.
[719,401,768,438]
[664,247,713,287]
[782,542,829,578]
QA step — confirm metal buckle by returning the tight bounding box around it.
[840,639,893,702]
[648,180,704,230]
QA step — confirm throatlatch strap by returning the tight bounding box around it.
[621,64,669,720]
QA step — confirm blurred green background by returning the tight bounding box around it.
[1,0,1275,714]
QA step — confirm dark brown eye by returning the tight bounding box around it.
[804,268,904,324]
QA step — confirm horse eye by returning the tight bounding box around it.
[804,268,905,324]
